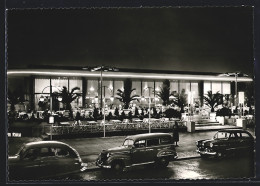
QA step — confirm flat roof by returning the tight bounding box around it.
[7,65,253,82]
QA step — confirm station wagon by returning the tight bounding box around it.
[96,133,178,171]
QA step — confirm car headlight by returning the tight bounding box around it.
[210,143,214,148]
[107,153,110,158]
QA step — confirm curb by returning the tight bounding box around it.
[84,155,201,172]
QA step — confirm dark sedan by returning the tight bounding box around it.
[196,129,255,159]
[8,141,87,180]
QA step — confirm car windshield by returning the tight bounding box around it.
[18,145,26,156]
[214,131,229,140]
[123,139,134,146]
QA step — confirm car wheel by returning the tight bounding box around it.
[112,161,124,172]
[156,157,169,168]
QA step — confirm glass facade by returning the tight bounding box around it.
[34,78,83,110]
[203,81,231,95]
[33,77,231,110]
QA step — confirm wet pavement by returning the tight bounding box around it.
[8,127,255,171]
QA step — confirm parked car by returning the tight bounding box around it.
[196,129,255,159]
[8,141,87,180]
[96,133,178,172]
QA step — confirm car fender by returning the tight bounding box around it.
[107,152,131,166]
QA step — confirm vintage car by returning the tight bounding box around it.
[196,129,255,159]
[96,133,178,171]
[8,141,87,180]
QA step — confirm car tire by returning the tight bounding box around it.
[112,161,124,172]
[156,157,169,168]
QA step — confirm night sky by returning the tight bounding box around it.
[7,7,254,75]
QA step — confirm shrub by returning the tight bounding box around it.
[216,107,232,117]
[164,108,181,119]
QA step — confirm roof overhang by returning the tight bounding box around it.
[7,69,253,82]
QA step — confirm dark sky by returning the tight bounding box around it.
[7,7,254,75]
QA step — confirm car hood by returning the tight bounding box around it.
[104,146,130,153]
[201,139,223,147]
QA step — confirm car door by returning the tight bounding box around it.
[227,132,239,154]
[55,147,81,174]
[19,147,42,179]
[240,132,254,152]
[38,147,58,178]
[131,139,147,165]
[146,138,160,162]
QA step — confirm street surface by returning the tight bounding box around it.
[59,153,254,180]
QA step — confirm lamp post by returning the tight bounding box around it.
[101,85,113,137]
[145,87,154,133]
[39,85,62,140]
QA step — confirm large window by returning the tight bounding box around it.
[191,82,199,98]
[212,82,221,94]
[102,80,113,98]
[222,82,231,94]
[35,78,50,93]
[51,78,68,92]
[87,80,99,98]
[132,81,141,97]
[142,81,154,98]
[170,80,179,93]
[179,81,190,94]
[69,79,82,93]
[204,81,211,94]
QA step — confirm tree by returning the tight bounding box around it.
[60,86,81,117]
[171,89,188,113]
[116,78,140,109]
[8,89,24,111]
[203,91,223,112]
[134,107,139,117]
[156,79,171,106]
[114,107,119,117]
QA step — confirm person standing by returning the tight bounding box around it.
[172,121,179,147]
[75,111,82,125]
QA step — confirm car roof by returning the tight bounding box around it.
[23,141,71,149]
[218,129,250,133]
[125,133,171,141]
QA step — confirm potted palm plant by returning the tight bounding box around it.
[60,86,81,119]
[203,91,223,121]
[116,78,139,112]
[156,79,171,106]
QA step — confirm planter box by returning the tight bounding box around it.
[225,118,235,125]
[216,116,224,125]
[187,121,195,133]
[210,112,216,121]
[236,118,246,129]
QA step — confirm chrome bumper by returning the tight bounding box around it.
[96,160,111,169]
[196,149,217,156]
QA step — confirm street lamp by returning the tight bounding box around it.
[219,72,248,107]
[101,85,113,137]
[145,87,155,133]
[39,85,62,140]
